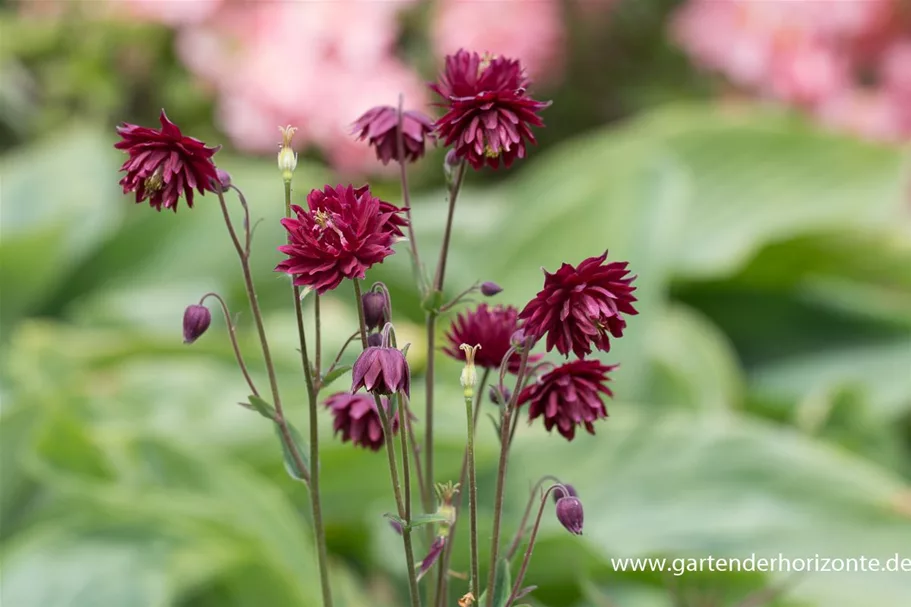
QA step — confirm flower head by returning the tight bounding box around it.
[430,49,550,169]
[352,105,434,164]
[443,304,540,373]
[324,393,398,451]
[555,495,584,535]
[115,109,219,212]
[182,304,211,344]
[352,345,411,398]
[518,359,616,440]
[275,185,408,294]
[519,252,638,358]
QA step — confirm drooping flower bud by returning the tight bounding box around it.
[480,281,502,297]
[277,125,298,181]
[555,496,584,535]
[214,168,232,190]
[183,304,211,344]
[389,519,403,535]
[489,385,511,405]
[552,484,577,503]
[367,332,383,348]
[352,345,411,397]
[362,291,390,331]
[417,536,446,581]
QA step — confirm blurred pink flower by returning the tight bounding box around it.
[672,0,911,142]
[172,0,427,174]
[431,0,566,84]
[110,0,224,25]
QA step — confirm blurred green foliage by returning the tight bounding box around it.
[2,2,911,605]
[2,101,910,607]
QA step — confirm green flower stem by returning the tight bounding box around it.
[504,475,562,561]
[352,280,421,607]
[199,292,259,398]
[284,180,333,607]
[485,348,531,607]
[424,160,468,602]
[505,484,565,607]
[464,391,480,600]
[435,367,490,606]
[215,187,309,485]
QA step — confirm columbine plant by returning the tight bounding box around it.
[115,48,637,607]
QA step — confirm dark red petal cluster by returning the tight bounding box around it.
[352,105,434,164]
[518,359,617,440]
[430,49,550,170]
[115,109,219,212]
[519,252,638,359]
[324,393,398,451]
[442,304,541,373]
[275,184,408,294]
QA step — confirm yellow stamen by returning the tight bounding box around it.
[143,166,164,192]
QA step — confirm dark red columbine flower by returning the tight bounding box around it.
[519,252,638,359]
[352,345,411,398]
[115,109,219,212]
[555,496,584,535]
[442,304,541,373]
[324,393,398,451]
[430,49,550,170]
[518,359,617,440]
[275,185,408,294]
[352,106,434,164]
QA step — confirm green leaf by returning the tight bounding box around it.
[274,423,309,483]
[408,512,453,529]
[493,558,512,607]
[509,407,911,607]
[247,395,276,421]
[320,365,352,390]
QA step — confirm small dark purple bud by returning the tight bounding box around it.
[552,484,578,503]
[489,385,511,405]
[362,291,389,331]
[367,332,383,348]
[417,536,446,580]
[556,496,584,535]
[215,168,232,189]
[511,328,527,348]
[389,519,403,535]
[480,281,502,297]
[183,305,211,344]
[351,346,411,398]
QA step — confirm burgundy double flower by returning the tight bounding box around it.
[518,359,617,440]
[519,251,638,358]
[324,393,398,452]
[443,303,540,374]
[352,106,434,165]
[430,49,550,169]
[275,184,408,294]
[115,110,220,212]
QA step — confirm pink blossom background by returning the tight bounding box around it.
[104,0,580,175]
[21,0,908,173]
[672,0,911,142]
